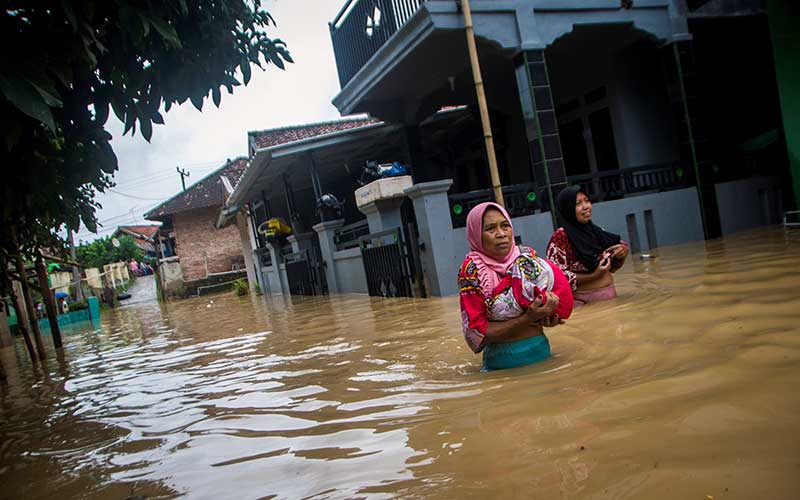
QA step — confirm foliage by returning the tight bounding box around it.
[231,278,249,296]
[68,300,89,312]
[0,1,292,260]
[76,235,144,268]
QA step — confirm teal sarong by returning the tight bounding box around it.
[482,334,551,371]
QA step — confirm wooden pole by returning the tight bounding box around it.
[1,257,37,363]
[68,230,85,302]
[9,284,36,363]
[9,227,46,360]
[460,0,504,207]
[35,255,63,349]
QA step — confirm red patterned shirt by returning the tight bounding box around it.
[458,246,549,354]
[546,227,624,291]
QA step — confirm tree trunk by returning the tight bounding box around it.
[9,226,46,360]
[1,258,37,363]
[36,255,63,349]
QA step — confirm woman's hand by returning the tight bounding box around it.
[607,243,629,260]
[592,255,612,278]
[538,315,566,328]
[525,292,559,324]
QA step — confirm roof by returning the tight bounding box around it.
[116,225,160,240]
[248,116,380,151]
[112,225,160,253]
[145,157,250,220]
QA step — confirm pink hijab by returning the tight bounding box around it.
[466,202,521,297]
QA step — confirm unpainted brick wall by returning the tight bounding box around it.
[172,207,246,281]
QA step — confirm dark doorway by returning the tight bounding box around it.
[559,118,591,175]
[588,108,620,172]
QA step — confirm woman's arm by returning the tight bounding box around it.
[606,243,629,273]
[482,293,559,345]
[573,257,611,285]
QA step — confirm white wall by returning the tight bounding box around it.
[333,248,368,294]
[591,187,704,251]
[715,176,783,235]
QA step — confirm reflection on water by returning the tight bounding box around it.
[1,227,800,499]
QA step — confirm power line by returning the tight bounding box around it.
[113,161,225,184]
[115,163,219,186]
[108,188,167,201]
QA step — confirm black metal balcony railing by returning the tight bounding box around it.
[449,183,546,229]
[447,163,689,228]
[567,162,689,202]
[330,0,426,88]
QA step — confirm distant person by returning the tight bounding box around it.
[546,186,629,305]
[458,202,572,371]
[129,260,140,277]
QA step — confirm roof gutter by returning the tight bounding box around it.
[226,149,273,209]
[215,203,241,229]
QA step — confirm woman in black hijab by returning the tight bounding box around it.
[545,186,629,304]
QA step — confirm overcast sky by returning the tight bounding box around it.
[76,0,346,242]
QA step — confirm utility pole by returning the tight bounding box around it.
[177,166,190,191]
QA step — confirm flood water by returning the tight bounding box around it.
[2,227,799,500]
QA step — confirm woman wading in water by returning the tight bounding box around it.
[546,186,629,305]
[458,202,573,371]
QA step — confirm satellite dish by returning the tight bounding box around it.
[112,238,120,248]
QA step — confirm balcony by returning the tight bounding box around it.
[330,0,426,89]
[446,163,690,228]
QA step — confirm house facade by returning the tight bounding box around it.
[145,158,253,297]
[219,0,794,300]
[112,225,160,259]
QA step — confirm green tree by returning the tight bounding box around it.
[76,235,144,269]
[0,1,292,261]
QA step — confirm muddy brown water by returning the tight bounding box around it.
[1,227,799,500]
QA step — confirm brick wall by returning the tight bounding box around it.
[172,207,246,281]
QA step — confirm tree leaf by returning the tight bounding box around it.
[94,101,109,125]
[151,110,164,124]
[268,51,285,70]
[29,80,62,107]
[123,110,136,135]
[240,57,252,85]
[0,74,57,132]
[190,94,203,111]
[140,117,152,142]
[212,86,221,107]
[151,17,182,48]
[111,97,126,123]
[61,0,79,32]
[49,64,73,86]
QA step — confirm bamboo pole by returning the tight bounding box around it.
[35,255,63,349]
[9,227,46,360]
[460,0,504,207]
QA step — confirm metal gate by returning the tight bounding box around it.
[359,225,425,298]
[284,247,327,296]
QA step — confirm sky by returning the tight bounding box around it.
[76,0,347,243]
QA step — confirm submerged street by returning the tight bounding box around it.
[1,227,799,499]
